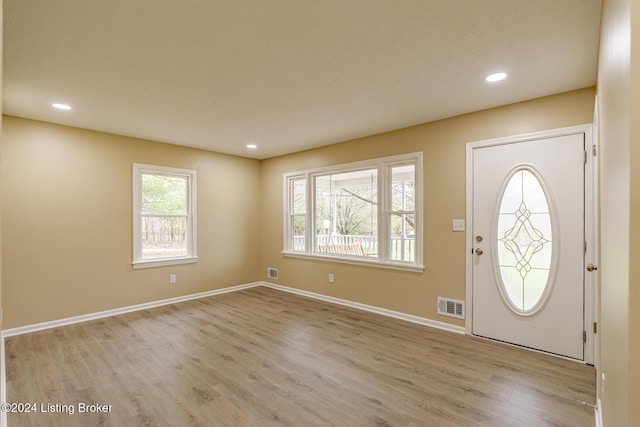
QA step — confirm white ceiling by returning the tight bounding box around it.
[3,0,602,159]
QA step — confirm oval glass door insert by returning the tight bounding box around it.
[497,168,553,314]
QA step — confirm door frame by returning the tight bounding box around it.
[465,124,597,364]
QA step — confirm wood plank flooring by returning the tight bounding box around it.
[5,286,596,426]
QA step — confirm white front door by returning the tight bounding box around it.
[471,132,585,360]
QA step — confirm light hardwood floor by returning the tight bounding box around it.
[5,286,596,426]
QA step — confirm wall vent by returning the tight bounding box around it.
[267,267,279,280]
[437,297,465,319]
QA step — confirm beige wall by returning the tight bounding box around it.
[260,88,595,326]
[596,0,640,424]
[1,0,4,410]
[630,0,640,422]
[628,0,640,424]
[1,116,262,329]
[1,0,4,329]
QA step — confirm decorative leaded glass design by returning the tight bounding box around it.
[497,169,553,312]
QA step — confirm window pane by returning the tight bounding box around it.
[391,165,415,211]
[523,269,550,311]
[291,214,306,252]
[390,213,415,262]
[290,178,306,252]
[141,216,187,259]
[142,174,187,215]
[315,169,378,257]
[291,178,306,214]
[499,170,522,214]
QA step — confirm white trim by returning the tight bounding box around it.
[282,251,425,272]
[584,124,598,366]
[588,98,600,370]
[465,142,475,334]
[595,399,602,427]
[1,282,261,338]
[464,124,593,149]
[132,163,198,268]
[132,256,199,269]
[1,280,462,341]
[260,281,466,335]
[465,124,596,363]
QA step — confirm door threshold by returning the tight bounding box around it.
[471,333,589,364]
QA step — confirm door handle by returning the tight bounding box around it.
[475,248,484,255]
[587,264,598,272]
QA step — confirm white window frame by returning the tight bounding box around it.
[133,163,198,269]
[283,152,424,272]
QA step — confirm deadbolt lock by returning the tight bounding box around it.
[475,235,483,242]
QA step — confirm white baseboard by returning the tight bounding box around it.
[1,282,262,338]
[2,280,464,339]
[260,281,466,335]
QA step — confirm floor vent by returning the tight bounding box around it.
[437,297,465,319]
[267,267,279,280]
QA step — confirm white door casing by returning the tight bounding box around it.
[465,125,596,362]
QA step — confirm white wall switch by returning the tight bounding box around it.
[329,273,335,283]
[170,274,177,284]
[452,219,465,232]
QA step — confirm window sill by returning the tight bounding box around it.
[282,251,424,272]
[132,256,199,269]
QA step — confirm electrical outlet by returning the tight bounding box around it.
[329,273,334,283]
[170,274,177,284]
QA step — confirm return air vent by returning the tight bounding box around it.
[267,267,279,280]
[437,297,465,319]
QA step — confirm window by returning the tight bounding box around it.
[497,167,553,314]
[315,168,378,256]
[133,164,197,269]
[390,164,416,262]
[283,153,423,271]
[289,177,307,252]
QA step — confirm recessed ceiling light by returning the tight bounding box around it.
[485,72,508,83]
[52,103,72,110]
[246,144,257,149]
